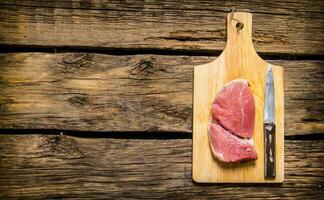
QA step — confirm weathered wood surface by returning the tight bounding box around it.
[0,0,323,55]
[0,134,322,199]
[0,53,323,135]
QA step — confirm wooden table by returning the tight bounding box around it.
[0,1,323,199]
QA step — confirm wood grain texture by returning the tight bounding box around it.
[193,12,284,183]
[0,134,323,199]
[0,53,323,135]
[0,0,323,55]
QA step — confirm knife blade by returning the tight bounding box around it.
[264,64,276,178]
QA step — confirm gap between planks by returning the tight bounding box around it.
[0,130,323,141]
[0,45,324,60]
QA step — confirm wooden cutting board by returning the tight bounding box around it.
[192,12,284,183]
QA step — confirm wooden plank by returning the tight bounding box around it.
[193,12,284,183]
[0,134,323,199]
[0,0,323,55]
[0,53,323,135]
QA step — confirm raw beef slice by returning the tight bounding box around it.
[211,79,255,138]
[209,79,257,163]
[209,123,257,163]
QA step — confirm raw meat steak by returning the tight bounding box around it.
[209,123,257,163]
[211,79,255,139]
[208,79,257,163]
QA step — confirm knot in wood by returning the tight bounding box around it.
[67,96,88,107]
[40,135,82,156]
[130,59,154,76]
[61,53,94,71]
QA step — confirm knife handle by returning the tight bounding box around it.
[264,122,276,178]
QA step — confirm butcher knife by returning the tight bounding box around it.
[264,64,276,178]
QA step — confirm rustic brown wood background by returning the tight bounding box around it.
[0,0,323,199]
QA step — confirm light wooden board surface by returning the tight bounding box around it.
[193,12,284,183]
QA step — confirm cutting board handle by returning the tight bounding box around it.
[224,12,260,61]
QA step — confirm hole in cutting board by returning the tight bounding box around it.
[236,22,244,30]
